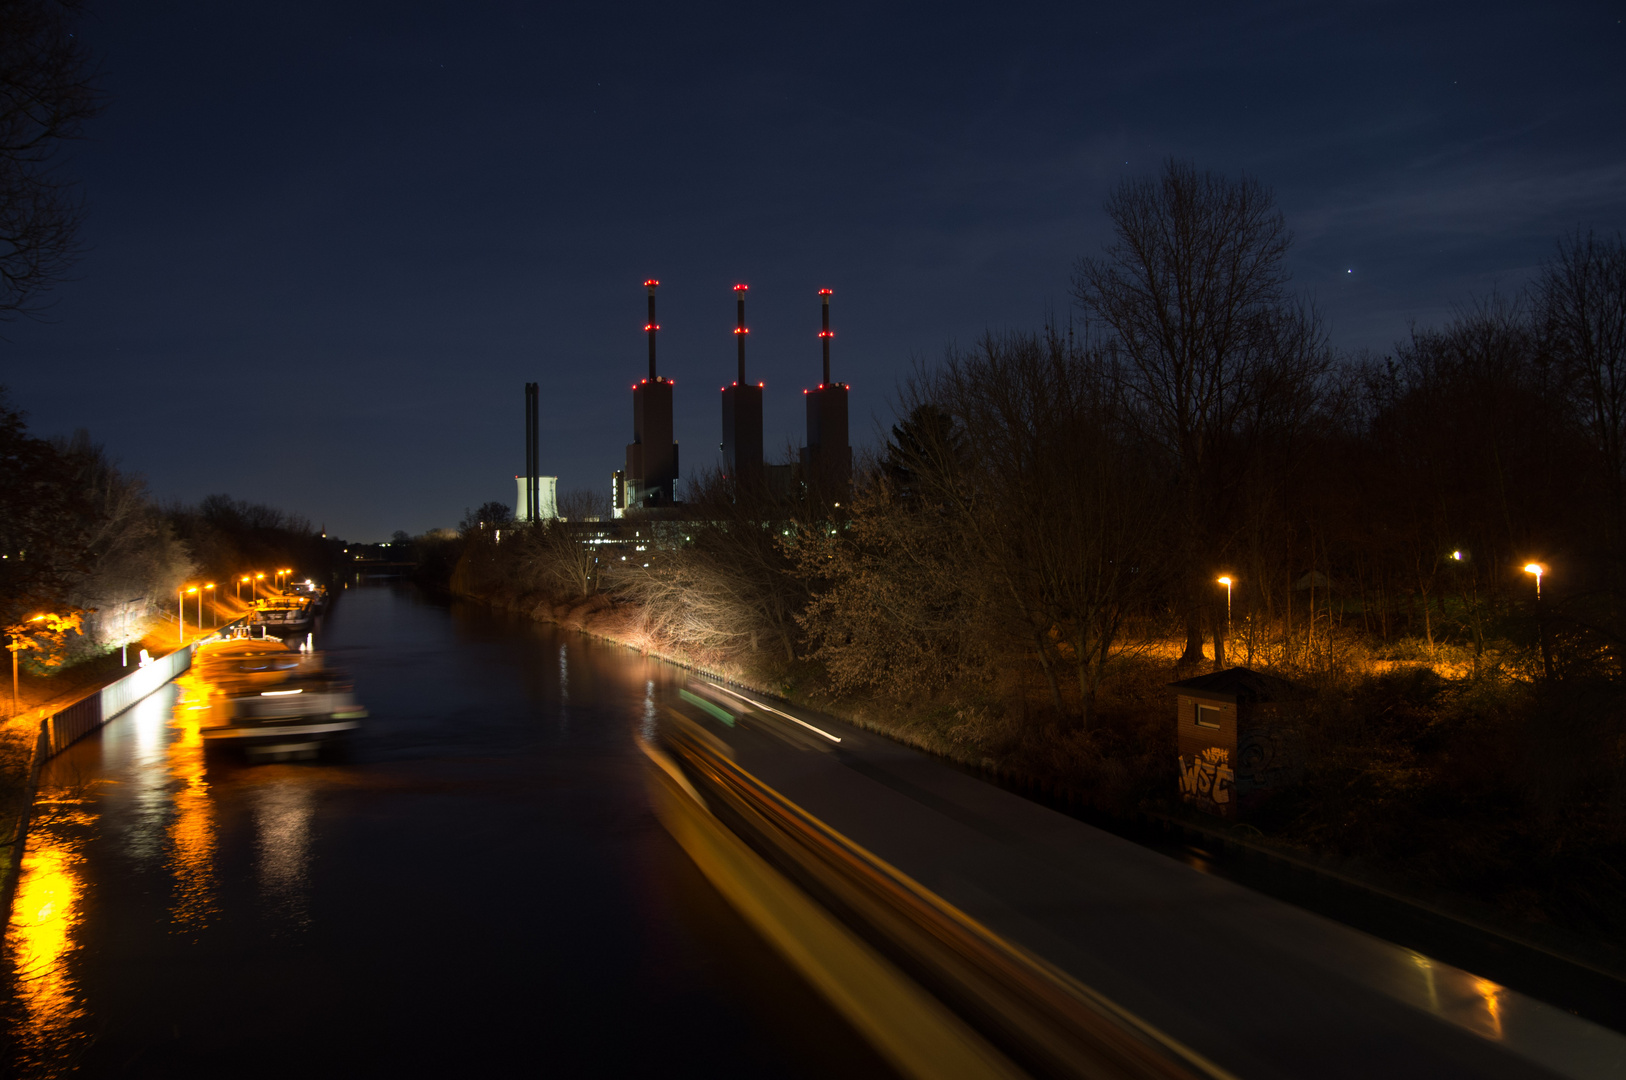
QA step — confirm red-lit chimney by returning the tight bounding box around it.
[645,279,660,380]
[628,277,679,508]
[722,283,763,482]
[801,287,850,494]
[734,283,748,384]
[819,288,833,386]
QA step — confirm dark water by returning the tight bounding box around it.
[2,581,894,1078]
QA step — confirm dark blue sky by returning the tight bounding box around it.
[6,1,1624,539]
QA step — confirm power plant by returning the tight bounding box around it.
[528,277,853,521]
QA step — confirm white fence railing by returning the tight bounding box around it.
[45,645,194,756]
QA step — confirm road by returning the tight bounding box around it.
[1,581,896,1078]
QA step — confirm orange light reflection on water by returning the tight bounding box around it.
[167,670,218,931]
[6,821,89,1054]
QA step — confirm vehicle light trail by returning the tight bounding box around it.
[710,684,842,743]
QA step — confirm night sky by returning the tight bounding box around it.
[5,2,1624,541]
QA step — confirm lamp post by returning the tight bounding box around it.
[238,575,249,602]
[254,572,264,600]
[1524,563,1552,679]
[204,584,216,627]
[9,615,44,716]
[178,585,186,644]
[1217,576,1233,634]
[186,586,198,642]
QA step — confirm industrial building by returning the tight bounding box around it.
[620,279,681,513]
[512,474,558,521]
[720,283,765,485]
[799,288,851,492]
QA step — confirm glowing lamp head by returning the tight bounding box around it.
[1452,550,1463,561]
[1524,563,1544,576]
[1216,576,1232,587]
[818,288,833,297]
[644,279,659,287]
[733,283,748,293]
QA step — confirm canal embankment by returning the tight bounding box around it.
[1,614,254,922]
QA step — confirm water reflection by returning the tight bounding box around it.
[109,684,182,864]
[560,643,571,733]
[642,678,657,742]
[254,781,314,929]
[166,710,217,933]
[6,809,89,1062]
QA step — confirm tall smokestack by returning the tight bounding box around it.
[524,381,539,522]
[819,288,833,386]
[721,283,763,484]
[628,277,679,507]
[801,286,850,495]
[734,283,748,384]
[645,279,660,380]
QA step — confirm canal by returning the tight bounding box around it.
[1,581,896,1078]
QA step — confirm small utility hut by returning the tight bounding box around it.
[1169,667,1313,819]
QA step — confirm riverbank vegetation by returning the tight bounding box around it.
[445,161,1626,958]
[1,390,337,682]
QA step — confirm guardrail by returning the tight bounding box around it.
[44,644,193,756]
[41,615,255,758]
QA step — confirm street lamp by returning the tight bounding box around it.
[178,584,187,643]
[1217,576,1233,634]
[203,584,215,627]
[186,586,198,642]
[1525,562,1552,679]
[254,572,265,600]
[238,575,250,602]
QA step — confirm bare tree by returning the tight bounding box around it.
[608,471,808,666]
[902,329,1168,728]
[524,488,610,599]
[1073,159,1328,666]
[1538,231,1626,519]
[797,463,999,701]
[0,0,101,320]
